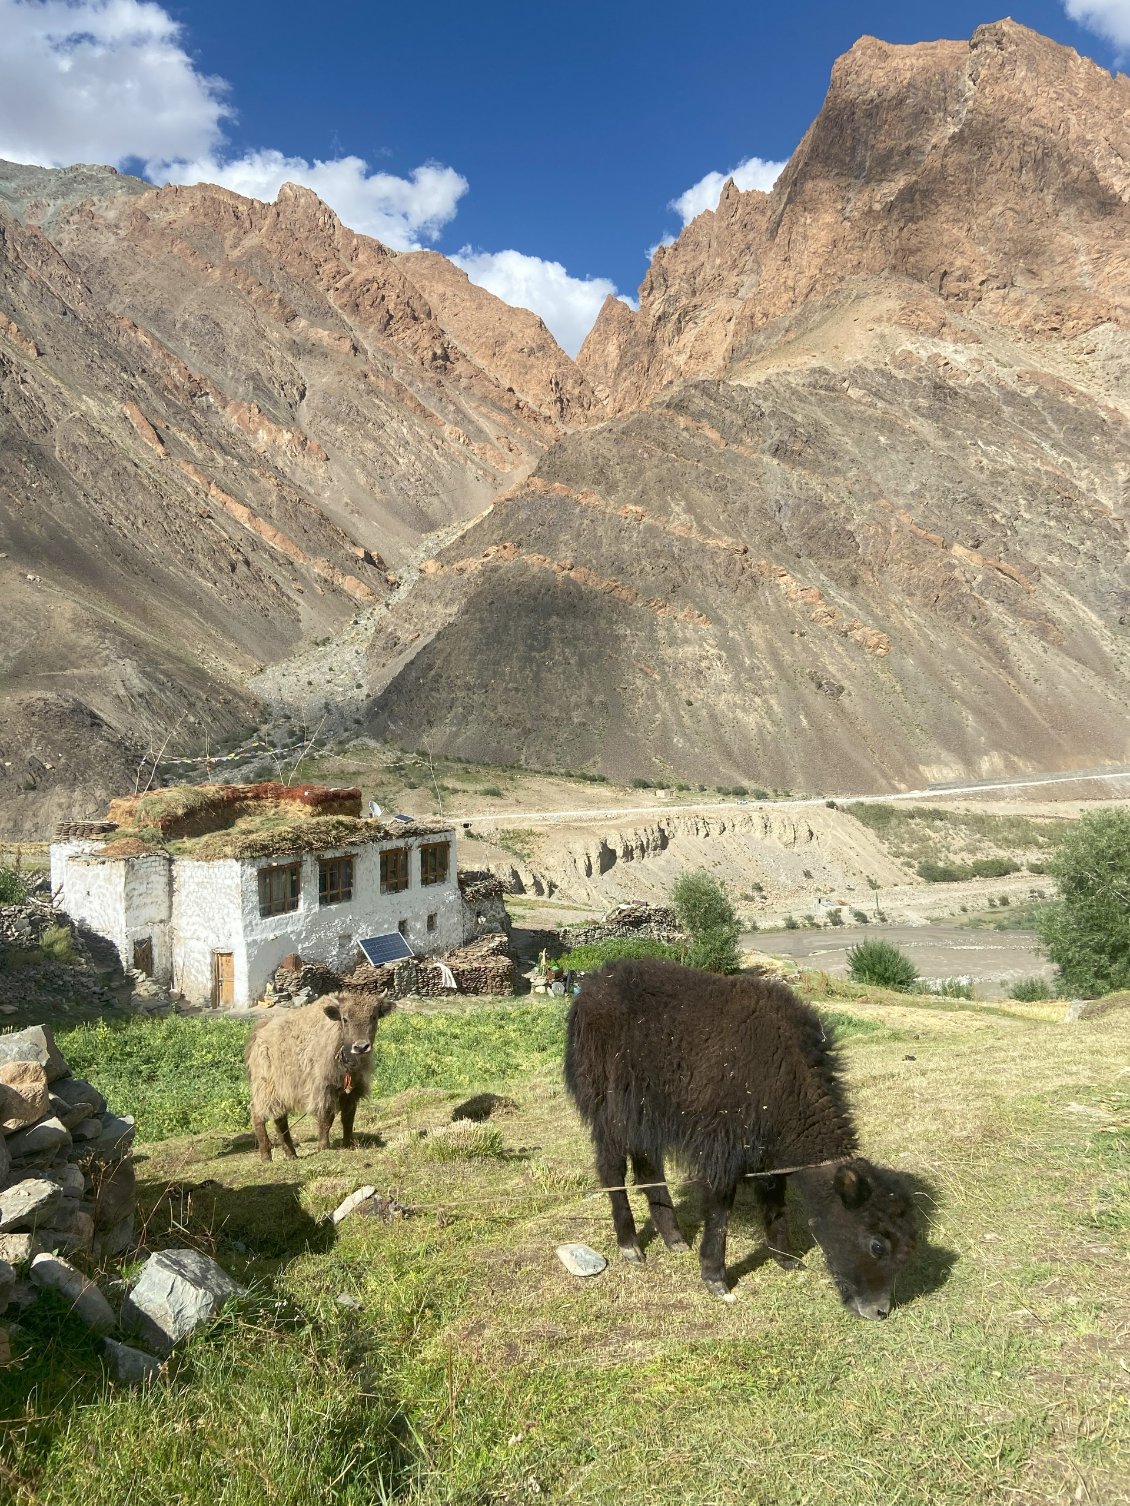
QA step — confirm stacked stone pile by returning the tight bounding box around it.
[0,1024,242,1381]
[563,901,684,948]
[347,932,514,999]
[0,891,58,950]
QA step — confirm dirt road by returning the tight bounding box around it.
[747,924,1053,999]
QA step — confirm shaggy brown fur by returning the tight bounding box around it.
[245,992,393,1160]
[565,959,918,1314]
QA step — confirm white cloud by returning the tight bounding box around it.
[669,155,787,226]
[154,151,468,250]
[453,247,632,357]
[1064,0,1130,53]
[0,0,229,167]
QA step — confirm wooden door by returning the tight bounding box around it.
[133,938,154,976]
[211,951,235,1008]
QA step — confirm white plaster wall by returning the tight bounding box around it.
[55,854,126,958]
[171,859,244,1004]
[237,832,463,1005]
[120,855,173,982]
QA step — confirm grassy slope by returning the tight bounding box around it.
[2,993,1127,1506]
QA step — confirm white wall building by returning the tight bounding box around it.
[51,792,474,1008]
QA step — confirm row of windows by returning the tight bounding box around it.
[257,843,451,918]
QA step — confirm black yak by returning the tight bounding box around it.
[564,959,918,1315]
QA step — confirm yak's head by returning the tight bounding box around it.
[806,1159,918,1320]
[322,992,394,1059]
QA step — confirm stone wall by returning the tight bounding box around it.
[562,901,683,948]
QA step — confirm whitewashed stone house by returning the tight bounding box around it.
[51,783,478,1008]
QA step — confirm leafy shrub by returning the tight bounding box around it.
[917,857,1022,883]
[851,909,870,925]
[917,861,965,883]
[1036,808,1130,996]
[480,786,504,797]
[752,788,769,801]
[847,938,919,991]
[910,978,974,999]
[557,939,681,972]
[672,870,741,974]
[826,908,844,926]
[630,777,655,789]
[1009,976,1055,1002]
[0,867,28,904]
[39,924,76,964]
[730,786,748,798]
[783,915,799,930]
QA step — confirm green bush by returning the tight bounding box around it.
[1035,809,1130,996]
[847,938,919,991]
[0,867,27,904]
[910,978,974,1000]
[630,777,654,790]
[39,924,76,963]
[827,908,844,926]
[1009,976,1055,1002]
[557,939,681,972]
[917,857,1021,883]
[850,909,870,925]
[671,870,741,974]
[480,786,504,797]
[783,914,799,930]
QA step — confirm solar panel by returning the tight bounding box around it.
[358,931,415,966]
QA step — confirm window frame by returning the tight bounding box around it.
[318,855,354,907]
[258,861,301,918]
[420,841,451,887]
[380,846,410,895]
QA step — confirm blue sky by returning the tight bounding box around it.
[1,0,1127,351]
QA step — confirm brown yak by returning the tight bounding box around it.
[245,992,393,1160]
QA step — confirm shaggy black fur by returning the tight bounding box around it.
[565,959,918,1312]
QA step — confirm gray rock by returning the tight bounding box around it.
[5,1116,71,1159]
[72,1118,103,1141]
[0,1134,8,1186]
[94,1212,135,1261]
[121,1249,243,1354]
[103,1337,162,1385]
[0,1027,68,1084]
[87,1113,135,1162]
[46,1207,94,1257]
[0,1178,63,1232]
[336,1291,363,1310]
[60,1164,86,1200]
[29,1253,115,1334]
[50,1093,95,1132]
[555,1243,608,1278]
[331,1185,377,1224]
[1,1062,51,1131]
[51,1077,106,1117]
[1063,999,1088,1023]
[0,1258,14,1313]
[91,1158,136,1230]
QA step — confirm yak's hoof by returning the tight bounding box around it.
[772,1252,802,1271]
[280,1146,298,1161]
[619,1243,645,1263]
[257,1150,272,1163]
[704,1278,734,1302]
[665,1236,691,1253]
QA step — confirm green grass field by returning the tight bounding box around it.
[2,990,1127,1505]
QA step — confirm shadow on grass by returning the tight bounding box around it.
[138,1175,335,1261]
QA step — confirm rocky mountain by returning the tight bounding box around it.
[363,20,1130,790]
[0,162,594,832]
[1,19,1128,835]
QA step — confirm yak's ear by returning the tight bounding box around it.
[834,1162,871,1209]
[322,999,343,1022]
[372,995,395,1021]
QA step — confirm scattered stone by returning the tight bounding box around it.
[50,1092,95,1131]
[0,1259,15,1313]
[0,1178,63,1232]
[0,1062,50,1131]
[72,1117,103,1140]
[1063,999,1088,1023]
[52,1077,107,1117]
[0,1327,9,1366]
[331,1185,377,1224]
[0,1027,68,1084]
[336,1291,363,1310]
[47,1207,94,1257]
[29,1253,115,1334]
[555,1243,608,1278]
[121,1249,243,1354]
[0,1135,8,1185]
[353,1194,407,1222]
[5,1116,71,1159]
[103,1337,162,1385]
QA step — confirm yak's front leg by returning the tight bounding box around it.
[595,1137,642,1261]
[755,1174,800,1269]
[252,1114,272,1161]
[274,1114,298,1160]
[338,1088,360,1148]
[699,1183,737,1299]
